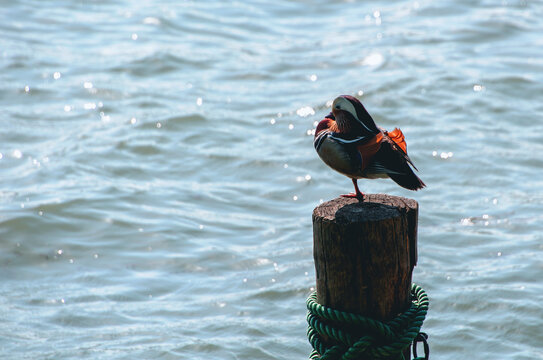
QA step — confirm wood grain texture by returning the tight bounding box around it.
[312,194,418,320]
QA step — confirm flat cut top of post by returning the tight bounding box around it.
[313,194,418,223]
[313,194,419,269]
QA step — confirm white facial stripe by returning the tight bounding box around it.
[338,98,357,119]
[334,97,373,133]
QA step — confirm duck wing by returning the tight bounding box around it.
[366,133,426,190]
[386,128,418,170]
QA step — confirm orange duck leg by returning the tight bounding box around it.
[341,178,364,200]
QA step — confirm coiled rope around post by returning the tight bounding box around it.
[307,283,429,360]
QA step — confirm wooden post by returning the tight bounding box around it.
[312,194,419,359]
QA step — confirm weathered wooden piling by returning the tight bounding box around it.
[312,194,419,359]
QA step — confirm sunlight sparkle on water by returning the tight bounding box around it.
[432,151,453,159]
[12,150,22,159]
[361,53,384,67]
[143,17,161,25]
[296,106,315,117]
[373,10,382,25]
[100,113,111,122]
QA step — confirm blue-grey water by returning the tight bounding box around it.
[1,0,543,359]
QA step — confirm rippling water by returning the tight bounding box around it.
[2,1,543,359]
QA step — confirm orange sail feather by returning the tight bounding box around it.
[387,128,407,154]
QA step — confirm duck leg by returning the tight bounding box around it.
[340,178,365,200]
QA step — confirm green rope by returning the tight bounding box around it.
[307,283,429,360]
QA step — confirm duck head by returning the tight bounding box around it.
[331,95,380,135]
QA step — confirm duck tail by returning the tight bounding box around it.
[388,170,426,191]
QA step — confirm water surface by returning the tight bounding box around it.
[1,1,543,359]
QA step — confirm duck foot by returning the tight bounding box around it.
[341,193,365,200]
[341,179,365,200]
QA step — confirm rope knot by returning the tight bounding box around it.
[307,283,429,360]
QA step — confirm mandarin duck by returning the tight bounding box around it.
[314,95,425,199]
